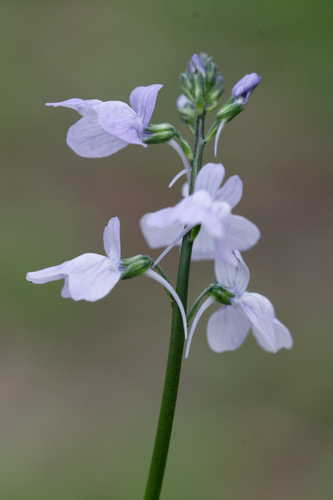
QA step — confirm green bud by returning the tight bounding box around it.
[180,72,195,100]
[177,95,197,125]
[192,73,205,104]
[121,255,152,279]
[216,98,244,123]
[181,53,224,114]
[210,284,234,305]
[144,123,177,144]
[206,75,225,111]
[178,136,193,162]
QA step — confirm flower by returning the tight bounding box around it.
[141,163,260,263]
[46,84,163,158]
[214,72,262,156]
[27,217,123,301]
[232,73,262,105]
[26,217,188,337]
[185,251,293,357]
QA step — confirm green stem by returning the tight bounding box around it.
[189,113,205,193]
[143,115,205,500]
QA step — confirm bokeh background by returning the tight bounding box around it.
[2,1,333,498]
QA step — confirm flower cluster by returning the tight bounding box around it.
[27,53,292,358]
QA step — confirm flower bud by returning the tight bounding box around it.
[210,284,234,305]
[215,73,261,125]
[232,73,262,104]
[180,72,195,100]
[192,73,205,111]
[177,94,196,123]
[187,53,220,89]
[121,255,152,279]
[188,53,207,76]
[180,53,224,114]
[207,74,225,106]
[144,123,177,144]
[216,98,244,122]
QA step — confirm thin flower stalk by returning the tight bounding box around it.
[143,114,206,500]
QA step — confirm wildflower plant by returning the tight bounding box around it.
[26,53,292,500]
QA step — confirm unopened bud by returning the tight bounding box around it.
[180,72,195,100]
[210,284,234,305]
[207,74,225,104]
[180,53,224,114]
[121,255,152,279]
[187,53,218,88]
[192,73,205,108]
[144,123,177,144]
[216,98,244,122]
[177,94,196,123]
[188,53,207,76]
[232,73,262,104]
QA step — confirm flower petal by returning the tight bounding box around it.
[153,227,190,267]
[129,84,163,128]
[103,217,121,263]
[97,101,144,145]
[191,227,215,260]
[185,296,215,358]
[65,253,121,302]
[207,305,250,353]
[27,253,120,302]
[216,175,243,208]
[175,191,224,238]
[61,278,70,298]
[273,318,293,350]
[214,250,250,296]
[182,182,189,197]
[239,292,277,352]
[140,209,184,248]
[142,191,227,249]
[26,264,66,284]
[67,116,128,158]
[195,163,225,198]
[221,214,260,251]
[46,98,102,116]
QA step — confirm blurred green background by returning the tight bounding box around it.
[2,0,333,498]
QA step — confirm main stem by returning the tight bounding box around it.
[143,115,205,500]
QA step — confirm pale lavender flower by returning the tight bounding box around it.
[46,84,163,158]
[27,217,123,301]
[185,251,293,357]
[26,217,188,337]
[141,163,260,263]
[232,73,262,104]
